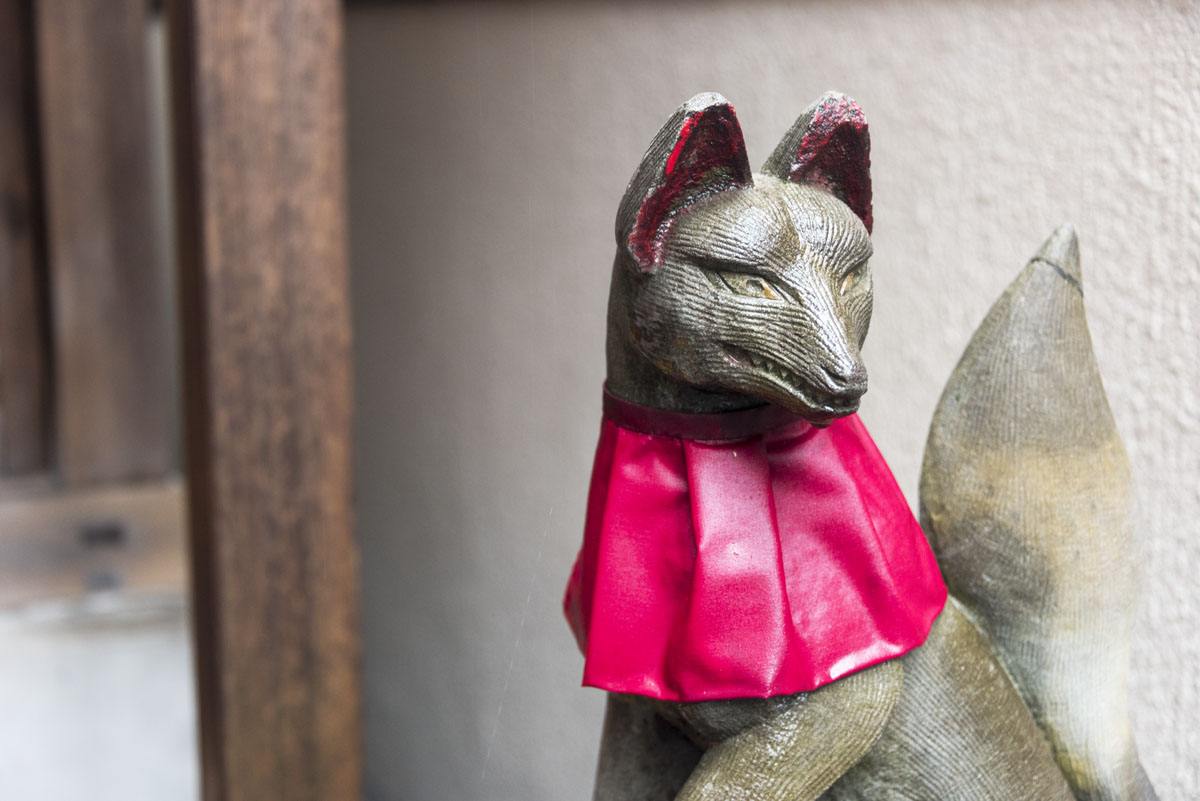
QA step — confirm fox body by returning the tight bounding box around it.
[587,92,1155,801]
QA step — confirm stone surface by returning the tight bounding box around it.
[921,226,1154,800]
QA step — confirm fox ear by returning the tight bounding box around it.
[616,93,753,271]
[762,92,872,233]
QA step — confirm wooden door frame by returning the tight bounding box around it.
[167,2,363,799]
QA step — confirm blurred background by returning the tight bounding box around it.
[0,2,1196,801]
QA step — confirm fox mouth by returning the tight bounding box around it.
[722,343,862,420]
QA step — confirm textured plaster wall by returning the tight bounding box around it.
[345,3,1199,800]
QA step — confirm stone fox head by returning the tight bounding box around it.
[607,92,875,423]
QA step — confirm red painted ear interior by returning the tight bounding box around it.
[629,101,753,269]
[786,95,873,234]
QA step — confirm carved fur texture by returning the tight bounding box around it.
[823,600,1074,801]
[590,92,1155,801]
[607,92,872,423]
[920,226,1158,801]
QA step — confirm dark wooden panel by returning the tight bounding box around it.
[35,0,175,485]
[167,1,362,799]
[0,0,50,476]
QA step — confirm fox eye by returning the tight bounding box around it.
[719,271,781,300]
[840,261,869,296]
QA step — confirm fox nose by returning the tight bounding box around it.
[823,362,868,402]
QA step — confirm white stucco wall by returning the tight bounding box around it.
[0,602,199,801]
[345,3,1199,799]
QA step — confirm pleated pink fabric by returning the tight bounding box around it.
[563,390,947,702]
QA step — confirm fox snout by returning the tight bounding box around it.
[820,359,868,405]
[797,358,867,422]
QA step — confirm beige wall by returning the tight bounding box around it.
[345,3,1199,799]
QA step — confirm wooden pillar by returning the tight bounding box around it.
[0,0,50,476]
[35,0,175,485]
[167,1,362,800]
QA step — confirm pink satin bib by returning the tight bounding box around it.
[563,389,947,702]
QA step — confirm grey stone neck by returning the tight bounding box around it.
[603,259,762,416]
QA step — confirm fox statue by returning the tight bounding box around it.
[563,91,1158,801]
